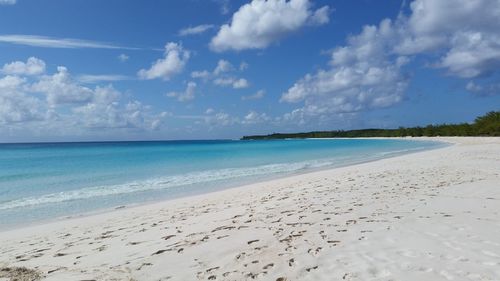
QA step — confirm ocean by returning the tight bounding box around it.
[0,138,445,229]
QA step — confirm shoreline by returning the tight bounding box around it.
[1,137,499,280]
[0,137,448,232]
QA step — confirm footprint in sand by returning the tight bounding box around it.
[263,263,274,270]
[482,250,500,258]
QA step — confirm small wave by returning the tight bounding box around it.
[375,146,425,157]
[0,159,337,211]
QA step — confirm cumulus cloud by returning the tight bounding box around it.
[399,0,500,79]
[192,59,249,89]
[0,0,16,5]
[437,31,500,78]
[73,98,151,129]
[166,81,197,102]
[200,109,272,128]
[394,0,500,80]
[232,78,249,89]
[282,19,408,115]
[0,92,41,124]
[192,59,234,78]
[70,87,168,131]
[210,0,330,52]
[2,57,46,76]
[0,75,43,124]
[466,80,500,96]
[118,54,129,62]
[191,70,211,80]
[31,66,98,106]
[179,24,215,36]
[213,59,234,75]
[138,42,190,80]
[242,110,270,124]
[204,111,238,127]
[0,74,24,89]
[0,61,168,137]
[242,89,265,100]
[282,0,500,124]
[214,77,249,89]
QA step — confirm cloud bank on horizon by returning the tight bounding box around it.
[0,0,499,141]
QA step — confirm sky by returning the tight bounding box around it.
[0,0,499,142]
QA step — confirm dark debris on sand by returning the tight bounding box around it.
[0,266,42,281]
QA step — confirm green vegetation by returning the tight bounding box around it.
[241,111,500,140]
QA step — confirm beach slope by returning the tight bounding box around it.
[0,137,499,280]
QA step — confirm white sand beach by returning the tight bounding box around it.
[0,137,499,281]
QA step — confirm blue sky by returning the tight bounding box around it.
[0,0,499,142]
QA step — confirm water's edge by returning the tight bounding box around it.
[0,138,451,232]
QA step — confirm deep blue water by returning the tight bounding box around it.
[0,139,444,229]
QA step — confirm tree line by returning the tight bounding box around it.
[241,111,500,140]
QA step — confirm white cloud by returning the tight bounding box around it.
[73,99,147,129]
[191,70,211,80]
[192,59,233,78]
[151,111,171,130]
[2,57,46,76]
[0,62,168,137]
[437,31,500,78]
[0,92,41,124]
[0,75,24,89]
[232,78,249,89]
[179,24,215,36]
[213,78,233,86]
[204,111,238,127]
[32,66,95,106]
[466,80,500,96]
[202,110,270,127]
[242,110,270,124]
[242,89,265,100]
[31,67,128,113]
[278,107,356,127]
[0,0,16,5]
[0,75,43,124]
[70,87,166,130]
[212,0,231,14]
[138,42,190,80]
[166,81,197,102]
[282,0,500,124]
[309,5,331,25]
[282,19,407,115]
[192,59,249,89]
[77,74,130,84]
[239,61,249,71]
[465,81,482,93]
[0,34,139,50]
[210,0,330,52]
[118,54,129,62]
[396,0,500,78]
[214,77,249,89]
[213,59,234,75]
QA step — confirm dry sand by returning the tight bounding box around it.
[0,137,499,281]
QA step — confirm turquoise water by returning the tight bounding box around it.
[0,139,444,229]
